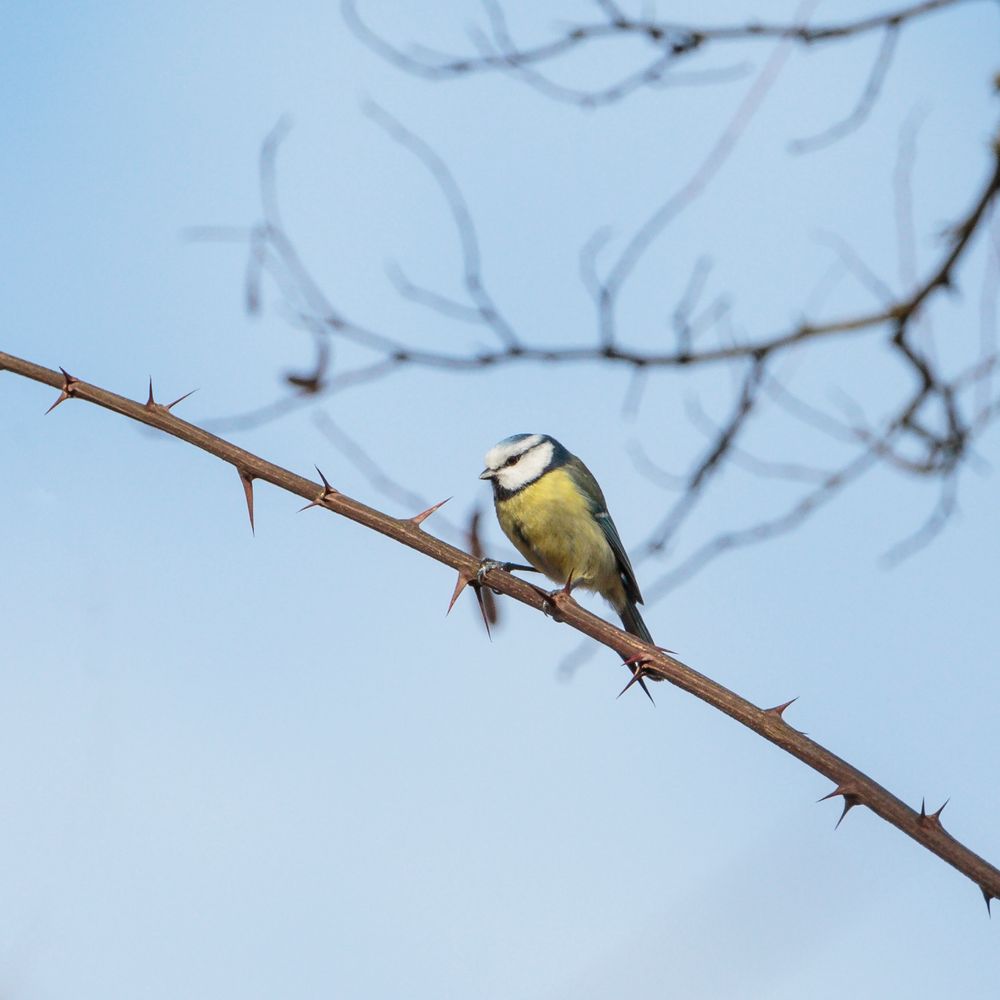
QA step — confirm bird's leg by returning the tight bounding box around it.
[550,572,577,604]
[476,558,539,587]
[617,653,656,706]
[529,571,576,622]
[544,571,580,621]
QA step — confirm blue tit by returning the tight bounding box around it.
[479,433,655,700]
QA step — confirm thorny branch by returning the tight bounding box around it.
[2,349,999,910]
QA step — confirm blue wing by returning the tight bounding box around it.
[565,455,644,606]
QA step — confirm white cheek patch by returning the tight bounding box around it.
[496,440,554,490]
[484,434,543,472]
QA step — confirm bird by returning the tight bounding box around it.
[479,433,656,701]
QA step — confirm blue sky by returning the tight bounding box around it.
[2,2,999,997]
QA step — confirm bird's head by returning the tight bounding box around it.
[480,433,562,493]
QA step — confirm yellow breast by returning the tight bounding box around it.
[495,468,622,601]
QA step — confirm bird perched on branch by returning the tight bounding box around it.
[479,433,655,702]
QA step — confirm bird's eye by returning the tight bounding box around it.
[504,455,520,467]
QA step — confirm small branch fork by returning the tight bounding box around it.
[3,348,998,910]
[200,105,1000,477]
[344,0,981,108]
[179,71,1000,614]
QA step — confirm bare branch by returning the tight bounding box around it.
[813,230,896,306]
[344,0,981,96]
[881,472,959,565]
[789,24,900,153]
[645,447,881,599]
[685,395,835,485]
[202,113,1000,415]
[365,101,520,349]
[594,17,805,346]
[471,0,749,109]
[640,356,767,556]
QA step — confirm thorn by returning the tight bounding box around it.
[409,497,451,527]
[982,886,993,917]
[472,581,493,639]
[469,510,486,558]
[834,797,858,829]
[616,653,655,705]
[299,465,339,512]
[44,367,80,414]
[818,784,848,802]
[468,515,499,626]
[166,388,198,411]
[316,466,335,493]
[238,469,255,534]
[764,696,798,719]
[617,670,654,705]
[918,797,949,828]
[818,783,861,829]
[447,570,473,615]
[446,569,491,638]
[146,378,199,414]
[530,582,558,610]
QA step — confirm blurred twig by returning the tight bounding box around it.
[343,0,977,108]
[193,2,1000,613]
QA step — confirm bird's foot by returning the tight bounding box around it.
[476,559,506,585]
[476,559,539,587]
[541,574,579,622]
[549,587,578,611]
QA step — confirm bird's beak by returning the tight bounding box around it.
[479,468,494,480]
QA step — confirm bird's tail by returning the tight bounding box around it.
[617,599,655,704]
[618,600,653,645]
